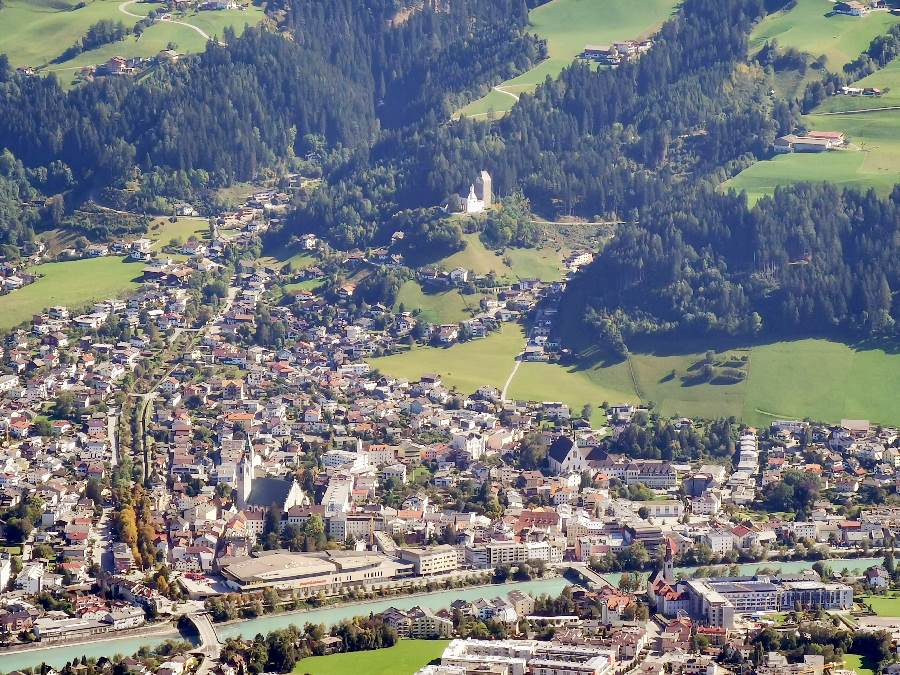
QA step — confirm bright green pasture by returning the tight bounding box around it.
[456,0,678,119]
[750,0,900,70]
[0,257,143,330]
[369,324,525,393]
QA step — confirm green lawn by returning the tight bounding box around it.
[369,324,525,393]
[858,593,900,617]
[456,0,678,119]
[844,653,876,675]
[393,281,482,324]
[0,257,143,331]
[146,217,208,251]
[0,0,264,71]
[435,233,565,282]
[750,0,900,70]
[722,109,900,202]
[292,640,448,675]
[283,278,323,294]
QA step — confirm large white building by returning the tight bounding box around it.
[435,639,615,675]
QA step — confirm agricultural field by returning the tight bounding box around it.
[722,109,900,202]
[146,217,208,251]
[749,0,900,70]
[0,0,264,72]
[368,324,525,394]
[393,281,484,324]
[816,58,900,111]
[437,233,566,282]
[374,317,900,426]
[456,0,678,119]
[291,640,449,675]
[0,257,143,331]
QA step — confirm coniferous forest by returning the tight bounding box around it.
[0,0,897,348]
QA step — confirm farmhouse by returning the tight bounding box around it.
[834,0,868,15]
[773,134,840,153]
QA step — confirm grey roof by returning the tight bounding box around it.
[548,436,575,463]
[246,477,293,508]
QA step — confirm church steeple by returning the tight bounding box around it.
[663,545,675,584]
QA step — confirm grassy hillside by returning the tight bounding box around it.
[456,0,678,119]
[0,0,264,71]
[722,109,900,202]
[369,324,524,393]
[816,58,900,111]
[393,281,484,324]
[750,0,900,70]
[0,257,143,331]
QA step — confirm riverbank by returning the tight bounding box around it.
[0,621,179,655]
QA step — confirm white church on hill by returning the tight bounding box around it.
[464,170,493,214]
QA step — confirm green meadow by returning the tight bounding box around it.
[750,0,900,70]
[393,281,484,325]
[292,640,449,675]
[456,0,678,119]
[722,109,900,202]
[371,325,900,426]
[0,0,264,71]
[0,257,143,331]
[844,653,876,675]
[433,233,566,282]
[858,592,900,617]
[816,58,900,111]
[369,324,525,394]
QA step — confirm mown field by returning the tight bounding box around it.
[0,257,143,331]
[393,281,485,324]
[146,217,208,251]
[291,640,448,675]
[722,109,900,202]
[369,324,525,394]
[0,0,264,72]
[844,653,876,675]
[749,0,900,70]
[371,323,900,426]
[433,233,566,282]
[456,0,678,119]
[858,592,900,617]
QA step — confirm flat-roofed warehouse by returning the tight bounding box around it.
[219,550,413,595]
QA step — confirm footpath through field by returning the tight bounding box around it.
[119,0,212,41]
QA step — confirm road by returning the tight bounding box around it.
[118,0,213,41]
[186,613,222,675]
[90,506,114,573]
[501,353,523,402]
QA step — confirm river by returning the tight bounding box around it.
[0,556,884,672]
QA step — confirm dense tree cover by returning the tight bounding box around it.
[562,183,900,347]
[759,469,821,518]
[604,417,737,462]
[285,0,788,249]
[392,207,465,261]
[479,191,540,249]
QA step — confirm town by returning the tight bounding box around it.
[0,184,899,675]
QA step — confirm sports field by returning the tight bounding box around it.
[456,0,678,119]
[0,0,264,70]
[722,109,900,202]
[292,640,449,675]
[369,324,524,393]
[750,0,900,70]
[0,257,143,331]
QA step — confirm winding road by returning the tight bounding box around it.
[118,0,213,42]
